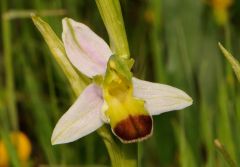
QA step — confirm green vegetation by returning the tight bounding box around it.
[0,0,240,166]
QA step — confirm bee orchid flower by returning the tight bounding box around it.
[51,18,193,145]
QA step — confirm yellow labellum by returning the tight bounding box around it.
[103,55,152,143]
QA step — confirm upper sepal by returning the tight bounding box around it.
[62,18,112,78]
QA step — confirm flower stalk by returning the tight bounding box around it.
[214,139,237,167]
[96,0,138,166]
[96,0,130,59]
[98,126,137,167]
[218,43,240,82]
[1,0,18,131]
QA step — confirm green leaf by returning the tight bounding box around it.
[219,42,240,82]
[214,139,237,167]
[31,15,89,96]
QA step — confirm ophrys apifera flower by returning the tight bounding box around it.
[51,18,192,144]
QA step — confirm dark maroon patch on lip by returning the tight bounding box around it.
[113,115,152,142]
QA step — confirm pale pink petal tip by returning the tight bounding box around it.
[51,84,104,145]
[62,18,112,77]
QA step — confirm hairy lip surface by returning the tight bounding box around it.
[113,115,153,142]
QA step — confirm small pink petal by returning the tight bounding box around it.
[51,84,104,145]
[62,18,112,77]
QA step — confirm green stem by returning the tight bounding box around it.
[96,0,138,166]
[96,0,130,59]
[2,9,66,20]
[214,139,237,167]
[98,126,137,167]
[0,94,20,166]
[2,0,18,131]
[218,43,240,82]
[137,143,143,167]
[149,0,166,82]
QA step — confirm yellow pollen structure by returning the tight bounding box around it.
[103,55,152,143]
[109,60,116,69]
[0,132,31,167]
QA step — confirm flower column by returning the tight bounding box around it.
[96,0,138,166]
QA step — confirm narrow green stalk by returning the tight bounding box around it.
[0,93,20,167]
[2,9,66,20]
[214,139,237,167]
[98,126,137,167]
[20,56,57,164]
[199,100,214,167]
[96,0,138,166]
[137,143,143,167]
[44,54,59,120]
[236,94,240,164]
[96,0,130,59]
[85,135,94,164]
[0,131,20,167]
[219,43,240,82]
[1,0,18,131]
[148,0,166,82]
[217,81,236,163]
[173,120,197,167]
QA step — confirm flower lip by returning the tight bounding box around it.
[113,114,153,143]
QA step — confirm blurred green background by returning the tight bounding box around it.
[0,0,240,166]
